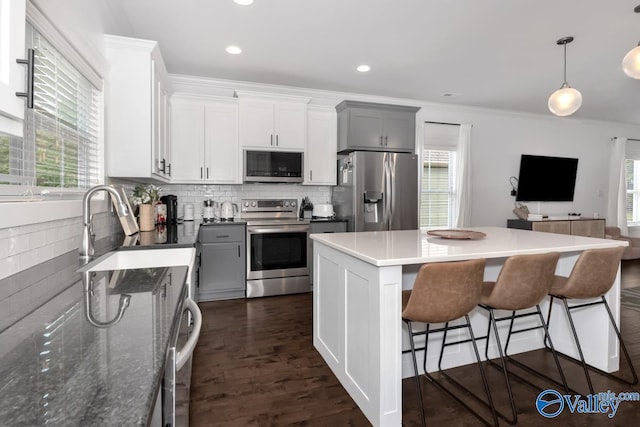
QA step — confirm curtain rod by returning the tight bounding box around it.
[425,121,460,126]
[612,137,640,142]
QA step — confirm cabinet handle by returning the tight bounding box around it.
[379,136,384,146]
[238,245,240,257]
[16,48,35,109]
[206,167,209,179]
[160,158,166,173]
[216,235,230,239]
[384,136,388,146]
[167,163,171,176]
[276,134,279,146]
[200,167,203,179]
[270,134,274,146]
[310,170,313,181]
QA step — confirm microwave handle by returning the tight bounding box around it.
[176,298,202,371]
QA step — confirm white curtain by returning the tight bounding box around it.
[607,137,628,235]
[454,124,472,228]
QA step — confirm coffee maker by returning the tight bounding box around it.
[160,195,178,224]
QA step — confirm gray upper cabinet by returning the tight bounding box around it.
[336,101,420,153]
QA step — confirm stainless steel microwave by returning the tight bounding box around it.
[243,150,304,183]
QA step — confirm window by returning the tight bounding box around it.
[421,150,456,227]
[0,24,100,193]
[626,159,640,224]
[420,123,460,228]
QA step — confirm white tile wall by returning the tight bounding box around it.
[159,183,332,220]
[0,211,113,281]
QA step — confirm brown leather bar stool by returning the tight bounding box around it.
[546,246,638,394]
[476,251,568,425]
[402,258,498,427]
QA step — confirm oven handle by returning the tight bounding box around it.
[248,225,310,234]
[176,298,201,371]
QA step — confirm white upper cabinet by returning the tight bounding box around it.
[171,95,240,184]
[0,0,26,136]
[236,91,309,150]
[170,97,204,182]
[304,106,337,186]
[104,35,172,181]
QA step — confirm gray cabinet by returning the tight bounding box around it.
[310,221,348,234]
[336,101,420,153]
[198,224,246,301]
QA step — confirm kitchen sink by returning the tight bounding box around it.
[78,247,196,275]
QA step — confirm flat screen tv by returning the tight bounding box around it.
[515,154,578,202]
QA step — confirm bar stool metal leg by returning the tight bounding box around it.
[405,319,426,427]
[501,305,570,394]
[430,316,499,427]
[546,294,638,395]
[482,308,519,425]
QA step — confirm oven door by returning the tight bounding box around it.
[247,224,310,280]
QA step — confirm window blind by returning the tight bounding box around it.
[0,24,100,194]
[421,123,460,228]
[421,150,455,227]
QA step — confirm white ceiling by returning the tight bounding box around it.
[106,0,640,125]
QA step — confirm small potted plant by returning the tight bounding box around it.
[131,184,162,231]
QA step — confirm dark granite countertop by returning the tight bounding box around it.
[0,239,189,426]
[310,217,347,223]
[119,221,200,249]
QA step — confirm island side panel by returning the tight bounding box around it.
[313,241,402,427]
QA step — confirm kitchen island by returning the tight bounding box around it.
[310,226,628,426]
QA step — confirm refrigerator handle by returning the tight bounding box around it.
[388,154,395,228]
[384,153,392,228]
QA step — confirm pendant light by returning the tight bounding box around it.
[622,5,640,79]
[548,36,582,117]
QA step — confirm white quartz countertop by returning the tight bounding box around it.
[310,226,628,267]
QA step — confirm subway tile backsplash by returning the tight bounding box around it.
[149,183,332,220]
[0,211,113,281]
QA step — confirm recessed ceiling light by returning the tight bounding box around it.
[357,65,371,72]
[234,0,254,5]
[226,46,242,55]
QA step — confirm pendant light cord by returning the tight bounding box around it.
[563,42,568,85]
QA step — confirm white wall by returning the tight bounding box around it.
[414,106,640,227]
[30,0,132,72]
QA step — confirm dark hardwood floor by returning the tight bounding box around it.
[190,262,640,426]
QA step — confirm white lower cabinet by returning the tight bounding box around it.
[304,106,337,185]
[171,95,240,183]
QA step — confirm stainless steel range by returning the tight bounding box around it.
[241,198,311,298]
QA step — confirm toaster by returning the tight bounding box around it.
[312,203,334,218]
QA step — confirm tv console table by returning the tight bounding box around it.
[507,217,605,238]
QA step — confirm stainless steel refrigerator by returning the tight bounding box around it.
[332,151,418,232]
